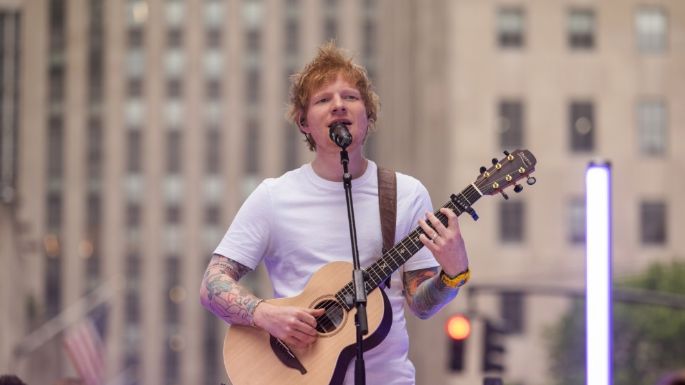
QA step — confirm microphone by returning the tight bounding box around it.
[329,122,353,149]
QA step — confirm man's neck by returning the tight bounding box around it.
[311,151,368,182]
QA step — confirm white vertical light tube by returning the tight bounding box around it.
[585,162,612,385]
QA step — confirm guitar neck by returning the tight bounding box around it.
[334,184,483,310]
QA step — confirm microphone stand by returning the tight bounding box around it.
[338,148,368,385]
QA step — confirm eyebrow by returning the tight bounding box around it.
[312,88,360,98]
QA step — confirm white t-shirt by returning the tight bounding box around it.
[214,160,439,385]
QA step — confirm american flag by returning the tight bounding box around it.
[63,317,105,385]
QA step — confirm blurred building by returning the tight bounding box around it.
[0,0,22,375]
[444,1,684,384]
[2,0,683,385]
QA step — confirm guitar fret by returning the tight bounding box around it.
[470,183,484,196]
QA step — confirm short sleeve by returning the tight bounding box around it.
[213,182,272,270]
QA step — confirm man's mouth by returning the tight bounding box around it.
[328,119,352,127]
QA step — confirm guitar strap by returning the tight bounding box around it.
[377,166,397,288]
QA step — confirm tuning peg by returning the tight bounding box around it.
[527,176,537,186]
[479,166,487,174]
[500,191,509,200]
[503,150,510,156]
[513,184,523,193]
[491,158,498,165]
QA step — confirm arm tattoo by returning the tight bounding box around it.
[403,267,459,319]
[201,254,262,326]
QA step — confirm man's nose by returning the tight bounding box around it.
[331,95,346,113]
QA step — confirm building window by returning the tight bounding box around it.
[497,7,525,48]
[126,203,141,228]
[49,0,66,51]
[127,78,143,98]
[166,204,182,225]
[128,27,144,48]
[126,98,145,128]
[125,253,141,286]
[88,51,104,102]
[166,131,182,174]
[165,0,184,28]
[127,1,149,26]
[246,120,260,174]
[568,197,585,244]
[205,204,221,226]
[640,201,667,245]
[166,78,183,99]
[126,49,145,78]
[165,49,184,78]
[86,192,101,228]
[47,117,64,179]
[569,101,594,153]
[167,28,183,48]
[205,28,222,49]
[45,255,62,317]
[637,100,667,156]
[285,18,299,54]
[86,117,103,180]
[206,128,221,175]
[165,100,184,129]
[243,0,263,30]
[246,67,260,104]
[500,291,524,334]
[48,65,65,103]
[46,193,63,230]
[568,9,595,49]
[284,123,299,171]
[206,79,221,100]
[164,348,180,385]
[127,130,142,173]
[125,291,140,324]
[203,312,220,385]
[204,0,224,29]
[246,29,261,53]
[499,200,524,243]
[363,18,376,59]
[204,51,223,79]
[324,17,337,41]
[636,7,667,53]
[498,100,524,149]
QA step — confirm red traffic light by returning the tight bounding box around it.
[446,314,471,340]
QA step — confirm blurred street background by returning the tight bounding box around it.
[0,0,683,384]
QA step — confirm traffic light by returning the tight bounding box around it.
[446,314,471,372]
[482,319,506,373]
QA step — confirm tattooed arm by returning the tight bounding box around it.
[200,254,324,348]
[403,267,460,320]
[199,254,262,326]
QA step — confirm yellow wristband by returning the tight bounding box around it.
[440,268,470,288]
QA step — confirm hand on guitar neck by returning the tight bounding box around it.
[253,302,325,349]
[417,207,469,277]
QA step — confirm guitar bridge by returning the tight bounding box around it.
[270,336,307,375]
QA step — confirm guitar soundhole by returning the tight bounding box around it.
[314,299,344,334]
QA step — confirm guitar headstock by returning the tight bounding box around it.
[475,149,537,198]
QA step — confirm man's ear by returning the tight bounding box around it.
[297,113,308,133]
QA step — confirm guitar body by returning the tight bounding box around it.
[223,261,393,385]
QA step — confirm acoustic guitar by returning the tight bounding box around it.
[223,149,537,385]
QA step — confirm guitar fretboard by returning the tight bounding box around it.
[334,184,482,311]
